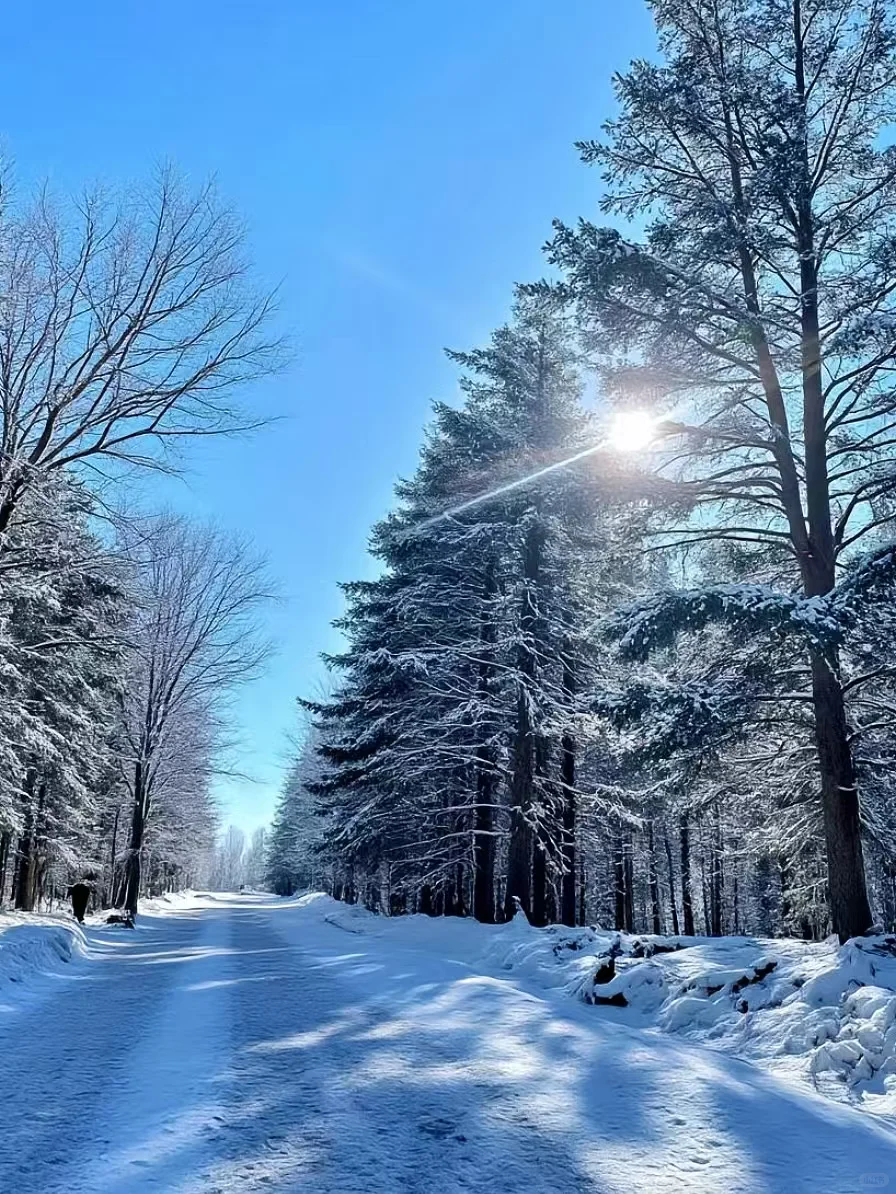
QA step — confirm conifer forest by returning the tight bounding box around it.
[268,0,896,948]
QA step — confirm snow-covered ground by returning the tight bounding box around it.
[0,908,88,1010]
[318,900,896,1119]
[2,892,896,1192]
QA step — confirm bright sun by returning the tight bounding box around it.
[607,410,656,453]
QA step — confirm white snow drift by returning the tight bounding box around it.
[311,894,896,1119]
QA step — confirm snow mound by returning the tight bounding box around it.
[579,930,896,1118]
[280,895,896,1120]
[0,912,87,1001]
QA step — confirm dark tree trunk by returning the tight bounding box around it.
[0,830,9,902]
[613,831,626,931]
[623,834,634,933]
[15,777,44,913]
[530,734,551,928]
[791,17,871,943]
[106,804,120,909]
[680,810,695,936]
[710,803,723,936]
[712,12,872,946]
[663,828,680,936]
[648,819,662,935]
[453,861,466,917]
[810,651,872,941]
[577,855,586,927]
[559,654,577,928]
[504,789,532,921]
[780,859,794,934]
[472,561,497,924]
[504,520,545,921]
[122,762,148,917]
[733,863,740,936]
[473,766,496,923]
[14,831,36,911]
[531,844,547,927]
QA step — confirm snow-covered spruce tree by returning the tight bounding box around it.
[594,528,829,936]
[0,477,128,910]
[266,727,331,897]
[117,516,271,915]
[305,293,636,924]
[304,556,477,914]
[548,0,896,940]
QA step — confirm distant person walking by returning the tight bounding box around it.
[69,880,93,924]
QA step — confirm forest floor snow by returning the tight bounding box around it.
[317,895,896,1120]
[1,891,896,1192]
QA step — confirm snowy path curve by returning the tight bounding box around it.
[2,894,896,1193]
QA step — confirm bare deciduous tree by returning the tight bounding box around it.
[118,515,271,915]
[0,167,281,538]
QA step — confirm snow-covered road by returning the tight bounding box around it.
[3,894,896,1193]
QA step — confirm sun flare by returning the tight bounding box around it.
[607,410,656,453]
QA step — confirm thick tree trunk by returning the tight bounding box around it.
[121,763,148,917]
[531,843,548,927]
[680,810,695,936]
[623,834,634,933]
[15,777,44,913]
[14,831,37,911]
[0,830,10,902]
[648,819,662,935]
[453,860,465,916]
[504,520,545,921]
[613,831,626,931]
[714,12,872,945]
[559,655,577,928]
[663,828,680,936]
[792,11,871,943]
[733,863,740,936]
[530,734,551,928]
[810,650,872,941]
[710,803,723,936]
[472,561,497,924]
[780,859,794,934]
[472,767,496,923]
[105,804,120,909]
[504,799,532,921]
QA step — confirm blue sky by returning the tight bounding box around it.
[0,1,654,837]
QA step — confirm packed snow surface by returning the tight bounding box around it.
[2,892,896,1192]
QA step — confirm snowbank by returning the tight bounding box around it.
[138,888,206,915]
[0,911,87,1006]
[274,893,896,1120]
[0,889,201,1005]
